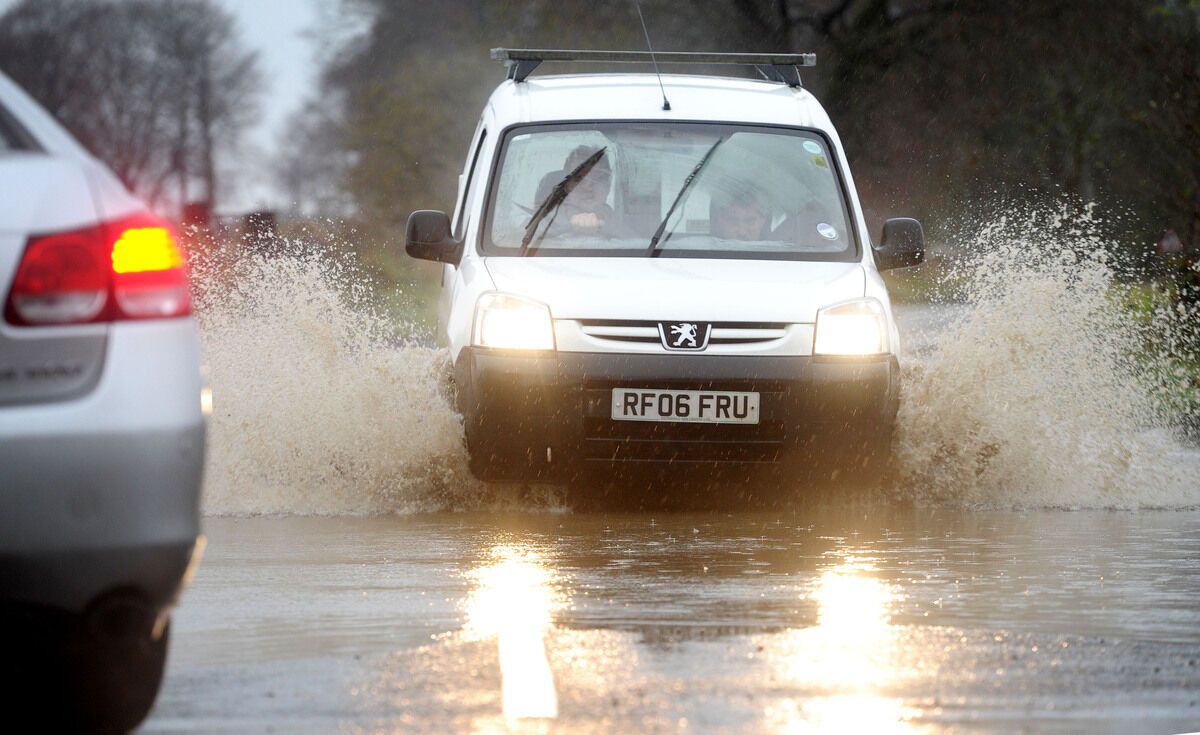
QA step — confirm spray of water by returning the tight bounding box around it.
[190,204,1199,515]
[893,202,1200,509]
[192,244,486,515]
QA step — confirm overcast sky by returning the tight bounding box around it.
[214,0,323,211]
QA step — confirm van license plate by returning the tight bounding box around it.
[611,389,760,424]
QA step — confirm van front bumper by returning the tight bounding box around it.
[454,348,900,478]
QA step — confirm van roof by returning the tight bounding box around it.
[484,73,834,131]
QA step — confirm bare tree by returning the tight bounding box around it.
[0,0,261,214]
[275,96,357,218]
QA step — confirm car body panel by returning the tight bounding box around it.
[865,260,903,359]
[444,256,497,359]
[0,319,204,609]
[0,157,112,406]
[0,154,98,235]
[0,319,203,439]
[0,326,107,406]
[0,70,205,621]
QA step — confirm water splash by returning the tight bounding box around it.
[192,245,486,515]
[893,202,1200,509]
[189,205,1200,514]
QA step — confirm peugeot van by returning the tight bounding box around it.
[405,50,924,484]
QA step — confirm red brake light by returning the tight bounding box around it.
[3,213,191,326]
[4,225,109,325]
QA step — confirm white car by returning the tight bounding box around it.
[406,50,923,485]
[0,72,204,731]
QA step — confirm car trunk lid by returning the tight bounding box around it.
[0,154,107,407]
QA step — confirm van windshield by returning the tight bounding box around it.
[482,122,857,260]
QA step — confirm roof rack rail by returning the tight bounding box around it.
[490,48,816,88]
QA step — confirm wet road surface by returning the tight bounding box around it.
[144,300,1200,732]
[143,508,1200,733]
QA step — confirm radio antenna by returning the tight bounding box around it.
[634,1,671,111]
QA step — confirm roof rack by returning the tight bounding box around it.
[490,48,816,88]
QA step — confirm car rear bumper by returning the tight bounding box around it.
[0,422,205,611]
[0,538,203,616]
[455,348,899,477]
[0,319,205,612]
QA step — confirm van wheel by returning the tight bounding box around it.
[463,414,497,481]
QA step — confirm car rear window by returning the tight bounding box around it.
[0,104,36,152]
[482,122,859,262]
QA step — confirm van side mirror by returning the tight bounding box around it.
[873,218,925,271]
[405,210,463,264]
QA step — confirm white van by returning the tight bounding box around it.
[406,50,924,483]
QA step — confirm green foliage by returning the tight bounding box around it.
[1118,278,1200,434]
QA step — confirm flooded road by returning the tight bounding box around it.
[145,509,1200,733]
[150,253,1200,733]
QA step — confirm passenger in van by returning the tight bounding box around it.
[534,145,614,235]
[710,189,770,241]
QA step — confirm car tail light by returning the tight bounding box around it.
[110,217,190,319]
[4,225,110,325]
[4,213,190,326]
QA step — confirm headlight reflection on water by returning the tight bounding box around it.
[463,545,562,722]
[767,559,919,733]
[458,549,923,731]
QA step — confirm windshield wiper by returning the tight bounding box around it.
[647,136,725,255]
[520,147,608,254]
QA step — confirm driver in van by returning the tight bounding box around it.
[534,145,614,234]
[710,188,770,241]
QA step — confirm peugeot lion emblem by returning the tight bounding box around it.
[658,322,712,351]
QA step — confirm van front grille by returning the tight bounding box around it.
[578,320,789,347]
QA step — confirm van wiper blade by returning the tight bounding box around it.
[647,136,725,255]
[520,147,608,254]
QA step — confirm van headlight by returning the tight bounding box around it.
[813,298,888,356]
[473,293,555,351]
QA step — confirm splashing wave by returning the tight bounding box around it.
[892,203,1200,509]
[191,204,1200,514]
[194,249,480,515]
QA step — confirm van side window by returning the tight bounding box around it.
[454,129,488,239]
